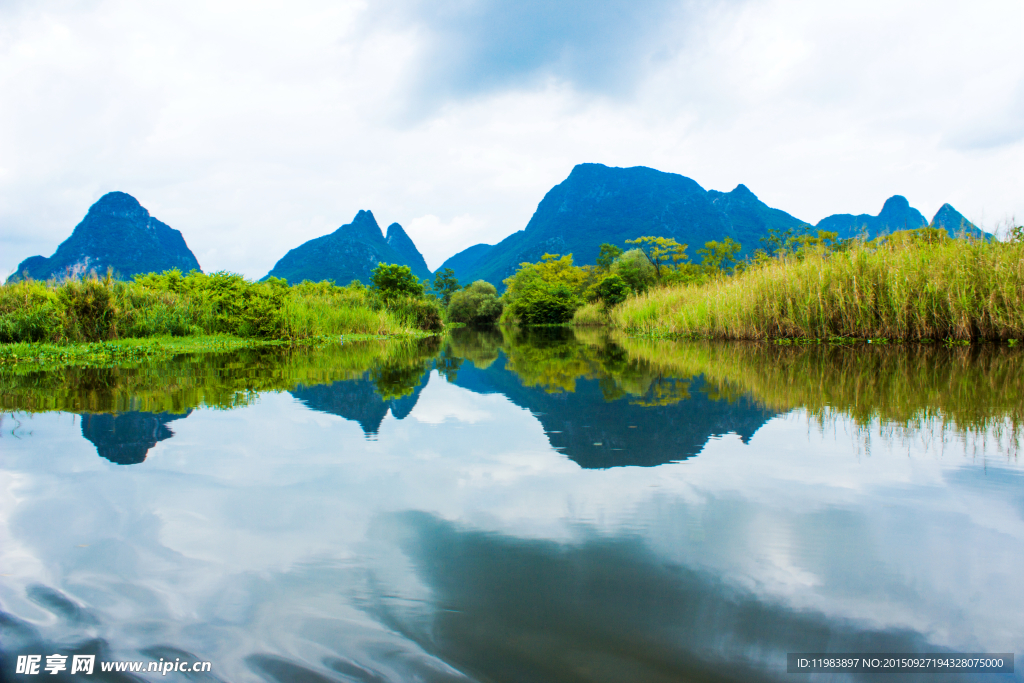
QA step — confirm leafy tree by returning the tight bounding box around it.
[595,274,630,305]
[696,237,742,274]
[625,236,688,279]
[432,267,461,305]
[758,225,797,258]
[370,263,423,300]
[448,280,503,324]
[502,254,592,324]
[611,249,656,292]
[596,243,623,271]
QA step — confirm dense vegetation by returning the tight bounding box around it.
[5,222,1020,349]
[0,266,443,345]
[612,227,1024,341]
[483,221,1023,342]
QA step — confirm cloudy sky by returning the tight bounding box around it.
[1,0,1022,279]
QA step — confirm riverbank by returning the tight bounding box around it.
[0,271,441,353]
[606,234,1024,341]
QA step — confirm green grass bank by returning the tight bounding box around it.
[0,270,441,350]
[609,234,1024,341]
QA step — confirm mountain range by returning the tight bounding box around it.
[438,164,986,289]
[6,166,987,287]
[7,191,201,283]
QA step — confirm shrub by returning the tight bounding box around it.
[501,254,595,325]
[55,277,119,341]
[572,300,607,326]
[391,296,444,332]
[611,249,656,292]
[505,285,579,324]
[595,274,630,305]
[448,281,503,324]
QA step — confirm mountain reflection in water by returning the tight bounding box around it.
[80,410,192,465]
[286,329,776,466]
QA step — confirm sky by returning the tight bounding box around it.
[1,0,1022,279]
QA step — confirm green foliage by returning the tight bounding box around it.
[432,267,461,306]
[370,263,424,300]
[625,236,689,279]
[501,254,594,325]
[1010,223,1024,243]
[596,243,623,270]
[595,274,630,305]
[571,300,608,326]
[872,226,947,248]
[448,280,503,324]
[0,268,433,345]
[55,276,120,341]
[611,249,657,293]
[696,237,742,274]
[389,296,445,332]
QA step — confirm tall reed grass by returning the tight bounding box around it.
[612,236,1024,340]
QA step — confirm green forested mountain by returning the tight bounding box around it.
[437,164,809,290]
[263,210,431,285]
[438,164,989,290]
[7,192,201,283]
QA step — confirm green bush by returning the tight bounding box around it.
[448,281,503,324]
[595,274,630,305]
[501,254,594,325]
[611,249,656,292]
[505,285,579,324]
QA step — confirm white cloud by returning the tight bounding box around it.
[1,0,1022,279]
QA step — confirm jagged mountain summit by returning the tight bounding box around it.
[8,192,201,283]
[815,195,927,238]
[437,163,809,290]
[263,210,431,285]
[929,203,987,238]
[813,196,985,239]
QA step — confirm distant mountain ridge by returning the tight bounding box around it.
[7,192,201,283]
[438,163,987,290]
[263,210,431,285]
[6,169,987,288]
[438,163,809,289]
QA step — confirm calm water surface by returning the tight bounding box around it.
[1,329,1022,682]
